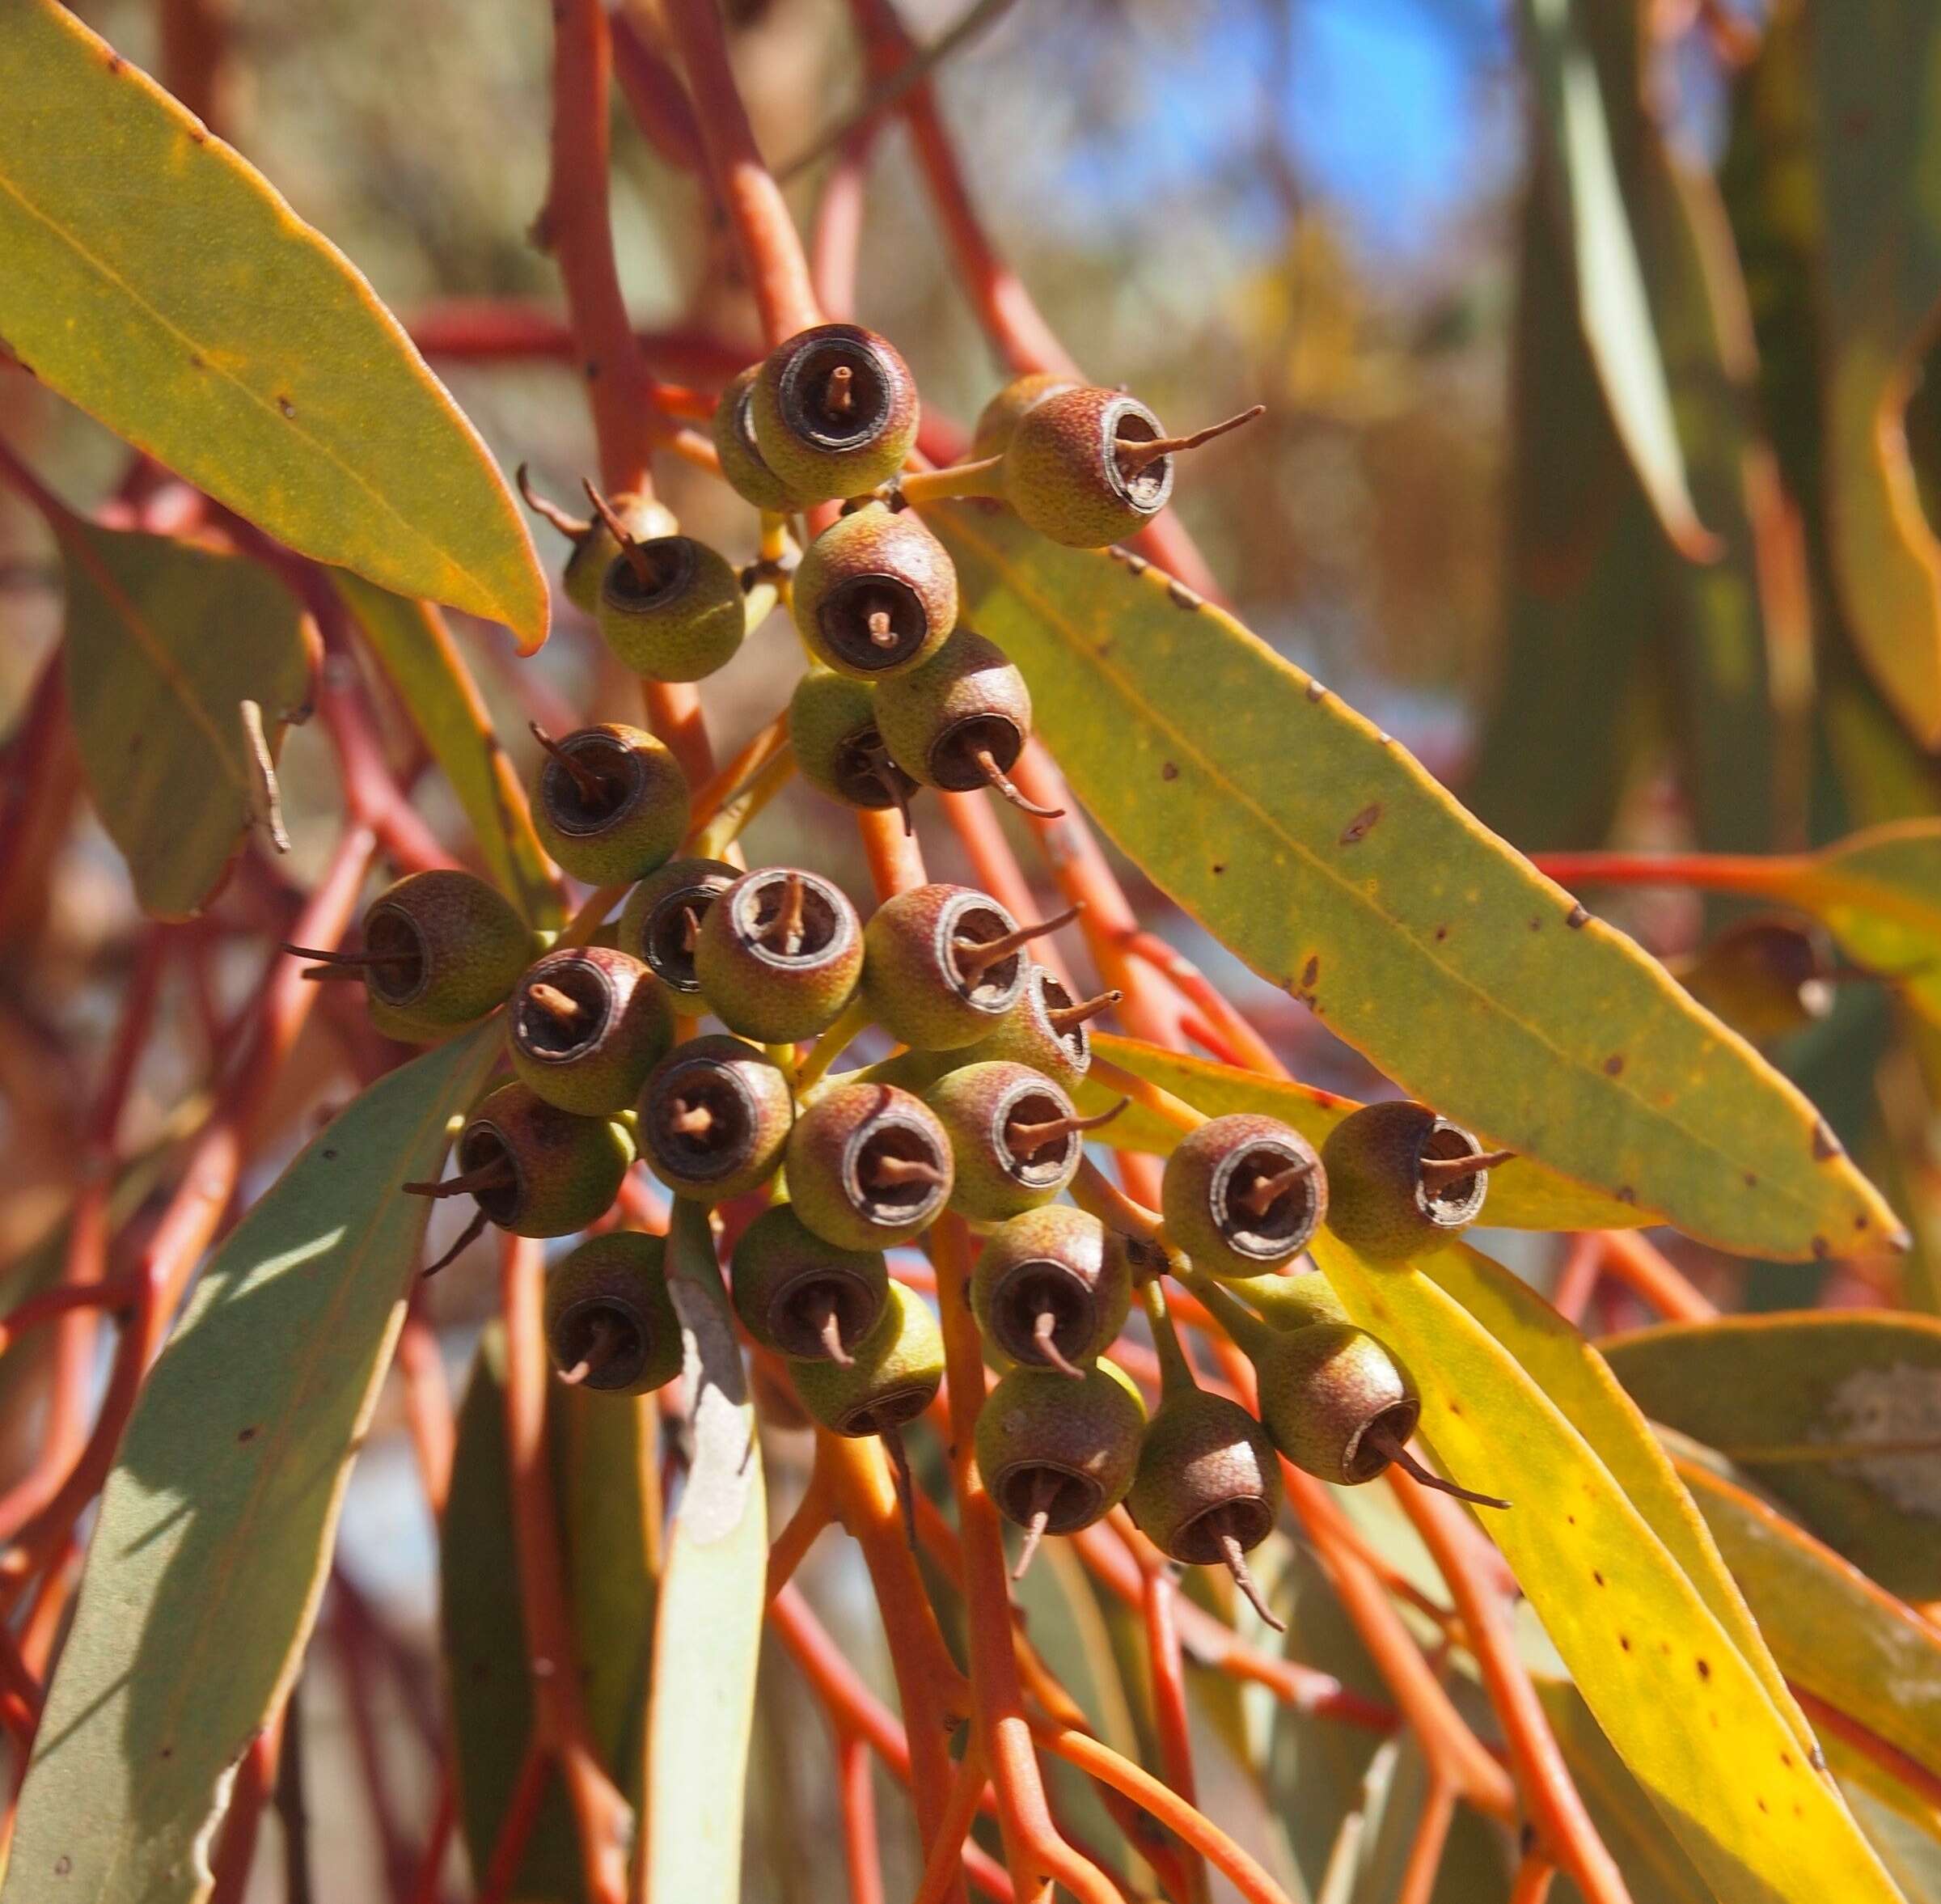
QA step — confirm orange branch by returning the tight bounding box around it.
[1596,1229,1718,1322]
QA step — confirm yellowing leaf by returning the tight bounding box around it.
[1809,1,1941,746]
[934,504,1897,1261]
[334,574,559,925]
[1312,1233,1903,1904]
[61,519,311,918]
[1778,822,1941,1030]
[1674,1455,1941,1788]
[3,1025,499,1904]
[0,0,548,646]
[1082,1035,1645,1232]
[1415,1238,1804,1736]
[1604,1310,1941,1602]
[641,1203,764,1904]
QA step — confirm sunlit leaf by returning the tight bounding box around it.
[1082,1035,1645,1232]
[334,574,559,925]
[1520,0,1708,556]
[0,0,548,645]
[1807,0,1941,745]
[1674,1455,1941,1788]
[641,1203,764,1904]
[1313,1232,1903,1904]
[61,521,311,918]
[2,1025,498,1904]
[1417,1238,1804,1731]
[935,503,1898,1260]
[1604,1310,1941,1601]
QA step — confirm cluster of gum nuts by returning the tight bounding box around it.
[294,321,1510,1614]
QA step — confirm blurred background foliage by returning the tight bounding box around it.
[4,0,1941,1894]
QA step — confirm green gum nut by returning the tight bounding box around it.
[751,323,920,501]
[712,365,800,512]
[873,629,1033,799]
[861,883,1034,1053]
[596,535,746,682]
[1000,386,1173,548]
[543,1231,683,1395]
[1125,1386,1282,1565]
[789,1280,944,1435]
[437,1081,636,1239]
[783,1080,954,1252]
[1161,1113,1327,1280]
[924,1061,1097,1223]
[692,866,864,1043]
[729,1202,889,1362]
[1319,1100,1499,1261]
[970,1204,1131,1374]
[970,372,1080,459]
[962,964,1110,1085]
[789,668,920,819]
[508,945,675,1116]
[974,1358,1147,1542]
[353,869,536,1028]
[616,857,738,996]
[791,502,957,679]
[531,721,690,886]
[637,1034,793,1201]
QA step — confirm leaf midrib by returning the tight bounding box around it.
[949,512,1829,1225]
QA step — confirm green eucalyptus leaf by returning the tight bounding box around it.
[0,0,548,645]
[3,1025,498,1904]
[935,504,1898,1260]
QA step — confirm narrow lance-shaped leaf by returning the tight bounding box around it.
[1520,0,1710,557]
[1311,1230,1905,1904]
[0,0,548,647]
[1808,0,1941,747]
[1603,1310,1941,1603]
[1672,1453,1941,1792]
[641,1201,764,1904]
[60,518,312,920]
[935,505,1898,1261]
[2,1023,500,1904]
[1414,1237,1806,1737]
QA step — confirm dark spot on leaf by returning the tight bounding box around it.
[1339,803,1381,846]
[159,1743,173,1758]
[1566,904,1588,929]
[1301,955,1320,990]
[1166,580,1201,611]
[1744,1172,1758,1188]
[106,52,125,72]
[1757,1797,1768,1814]
[1528,916,1542,932]
[1592,1570,1604,1586]
[1212,863,1226,876]
[1811,1234,1830,1260]
[1566,1513,1575,1525]
[1161,762,1178,781]
[1855,1212,1869,1229]
[1812,1121,1841,1161]
[1447,1398,1462,1416]
[1305,679,1328,703]
[1434,924,1449,942]
[1615,1186,1636,1204]
[1696,1657,1711,1681]
[188,354,205,370]
[1618,1634,1630,1651]
[55,1857,70,1876]
[322,1149,338,1161]
[1781,1752,1794,1769]
[1603,1054,1624,1077]
[277,396,295,419]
